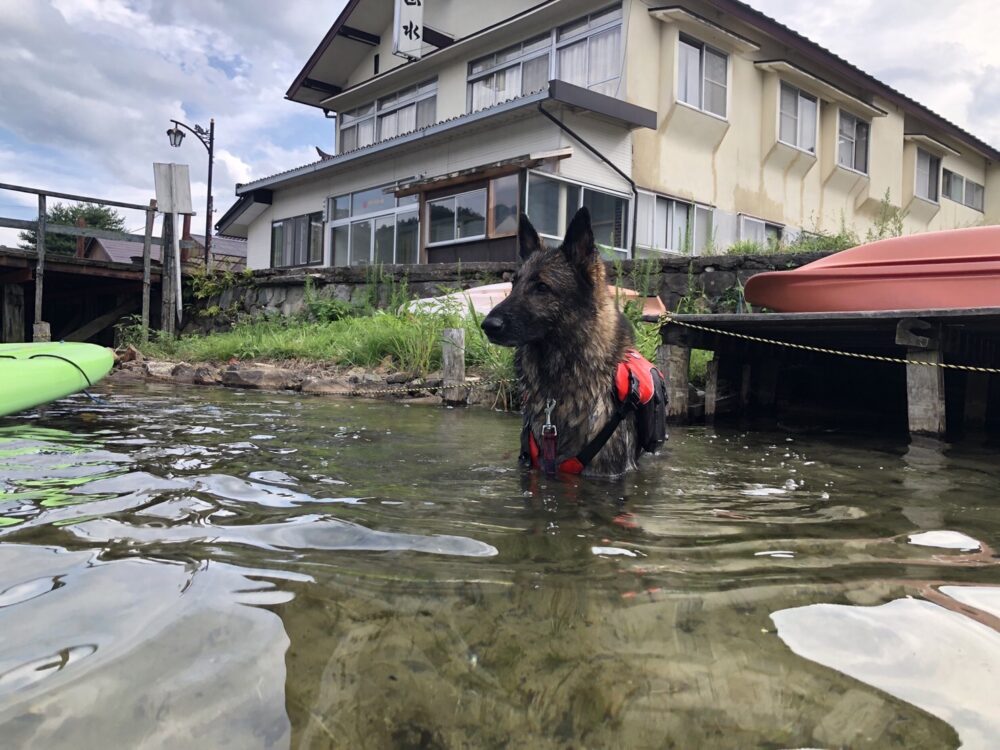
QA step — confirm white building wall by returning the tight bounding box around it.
[247,112,639,269]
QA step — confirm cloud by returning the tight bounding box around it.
[0,0,343,244]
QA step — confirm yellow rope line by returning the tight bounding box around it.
[659,314,1000,375]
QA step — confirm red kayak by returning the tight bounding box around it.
[744,225,1000,312]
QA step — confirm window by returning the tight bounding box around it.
[465,6,623,113]
[636,193,716,255]
[916,148,940,202]
[838,111,870,173]
[328,188,420,265]
[428,189,487,245]
[556,6,623,96]
[425,175,521,246]
[526,172,628,252]
[740,215,782,249]
[943,169,985,212]
[677,36,728,118]
[339,80,436,153]
[779,83,817,153]
[468,35,550,112]
[271,212,324,268]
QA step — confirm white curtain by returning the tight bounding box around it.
[678,41,701,107]
[588,27,620,88]
[800,95,817,152]
[557,41,587,88]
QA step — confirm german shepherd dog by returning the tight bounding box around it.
[481,207,649,477]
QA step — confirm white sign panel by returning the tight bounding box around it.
[153,162,193,215]
[392,0,423,61]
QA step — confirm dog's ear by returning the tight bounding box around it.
[562,207,595,268]
[518,214,542,261]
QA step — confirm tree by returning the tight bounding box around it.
[18,202,128,255]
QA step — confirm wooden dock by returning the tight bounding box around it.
[654,308,1000,438]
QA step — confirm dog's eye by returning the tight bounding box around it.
[535,281,550,294]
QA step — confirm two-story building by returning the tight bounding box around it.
[217,0,1000,270]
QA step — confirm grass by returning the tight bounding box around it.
[142,309,516,384]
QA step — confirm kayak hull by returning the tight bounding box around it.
[744,225,1000,312]
[0,342,115,417]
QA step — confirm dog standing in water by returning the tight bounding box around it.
[481,207,666,477]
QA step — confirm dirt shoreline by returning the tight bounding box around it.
[110,354,513,409]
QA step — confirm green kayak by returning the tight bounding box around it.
[0,342,115,417]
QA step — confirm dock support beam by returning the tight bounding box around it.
[704,356,720,421]
[1,283,24,343]
[897,319,946,437]
[658,344,689,422]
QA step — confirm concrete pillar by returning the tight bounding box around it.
[657,343,689,422]
[905,349,946,436]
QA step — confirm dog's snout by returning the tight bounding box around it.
[481,315,505,339]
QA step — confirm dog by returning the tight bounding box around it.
[481,207,666,477]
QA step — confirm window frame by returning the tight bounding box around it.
[837,110,870,175]
[942,168,985,212]
[270,211,325,269]
[915,148,941,203]
[677,35,729,119]
[739,214,783,249]
[426,187,489,247]
[338,79,437,154]
[778,82,818,154]
[424,174,522,248]
[327,186,420,266]
[465,4,624,113]
[525,170,631,255]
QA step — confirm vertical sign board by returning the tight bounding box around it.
[153,163,193,324]
[392,0,423,61]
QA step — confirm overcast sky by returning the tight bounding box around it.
[1,0,997,245]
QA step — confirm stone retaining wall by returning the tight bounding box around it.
[183,253,828,334]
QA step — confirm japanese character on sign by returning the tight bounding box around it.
[402,21,420,40]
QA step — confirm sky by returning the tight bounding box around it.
[1,0,998,245]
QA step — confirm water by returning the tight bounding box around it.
[1,382,998,749]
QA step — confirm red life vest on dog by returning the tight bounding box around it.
[523,349,667,474]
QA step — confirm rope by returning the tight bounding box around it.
[658,314,1000,375]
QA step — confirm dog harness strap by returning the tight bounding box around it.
[524,350,663,475]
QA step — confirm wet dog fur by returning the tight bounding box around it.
[481,207,640,477]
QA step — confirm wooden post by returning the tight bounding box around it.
[657,343,690,422]
[753,358,779,414]
[963,373,989,432]
[739,363,752,410]
[1,284,25,343]
[32,193,50,342]
[704,355,721,421]
[160,213,175,336]
[141,199,156,342]
[441,327,467,404]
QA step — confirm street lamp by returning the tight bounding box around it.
[166,118,214,267]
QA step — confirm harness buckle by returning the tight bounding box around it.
[541,398,558,476]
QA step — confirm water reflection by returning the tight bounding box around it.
[0,383,997,748]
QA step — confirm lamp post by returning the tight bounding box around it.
[166,118,214,267]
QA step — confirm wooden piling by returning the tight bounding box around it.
[160,213,175,336]
[141,199,156,342]
[704,356,720,421]
[32,194,50,342]
[657,343,690,422]
[1,284,24,343]
[442,328,467,405]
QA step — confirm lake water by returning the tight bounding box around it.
[1,382,998,749]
